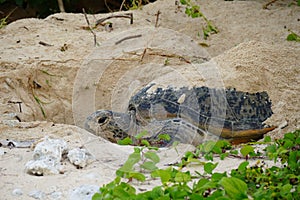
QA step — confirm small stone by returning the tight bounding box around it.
[12,188,23,196]
[68,185,99,200]
[28,190,45,199]
[0,148,5,156]
[25,158,62,175]
[67,148,94,168]
[49,191,63,200]
[33,137,67,160]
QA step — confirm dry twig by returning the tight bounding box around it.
[263,0,279,9]
[115,34,142,45]
[82,8,98,46]
[57,0,65,12]
[96,13,133,26]
[155,10,161,27]
[120,0,126,11]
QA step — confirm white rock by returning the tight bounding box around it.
[68,185,99,200]
[12,188,23,196]
[28,190,45,199]
[25,137,67,175]
[67,148,94,168]
[33,137,67,160]
[1,120,19,127]
[0,148,5,156]
[49,191,63,200]
[25,157,62,175]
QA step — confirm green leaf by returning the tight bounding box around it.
[230,149,239,155]
[134,147,141,153]
[283,139,294,149]
[148,146,159,151]
[141,139,150,147]
[211,172,227,182]
[117,137,133,145]
[129,171,146,181]
[135,130,148,140]
[117,151,141,174]
[238,161,249,172]
[213,145,222,154]
[216,140,231,149]
[180,0,188,5]
[144,151,160,163]
[203,141,216,153]
[185,8,192,16]
[185,151,195,159]
[92,192,101,200]
[287,31,300,42]
[204,162,218,174]
[113,184,133,198]
[158,134,171,141]
[280,184,293,197]
[264,135,271,142]
[194,178,218,192]
[175,171,191,182]
[195,178,210,188]
[288,151,298,171]
[240,145,254,157]
[204,152,214,161]
[151,168,172,184]
[220,152,229,160]
[284,132,296,140]
[220,177,248,199]
[140,161,158,171]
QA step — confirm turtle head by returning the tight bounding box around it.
[84,110,132,142]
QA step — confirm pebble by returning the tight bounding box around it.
[67,148,94,168]
[28,190,45,199]
[0,148,5,156]
[12,188,23,196]
[68,185,99,200]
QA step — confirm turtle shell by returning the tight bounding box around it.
[128,83,275,140]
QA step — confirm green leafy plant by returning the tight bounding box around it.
[117,131,172,147]
[179,0,219,39]
[122,0,150,10]
[0,7,17,29]
[287,30,300,42]
[93,130,300,199]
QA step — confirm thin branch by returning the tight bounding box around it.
[155,10,161,28]
[140,48,147,62]
[120,0,126,11]
[96,13,133,26]
[115,34,142,45]
[104,0,113,12]
[57,0,65,12]
[82,8,98,46]
[263,0,278,9]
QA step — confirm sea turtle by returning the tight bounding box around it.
[85,84,276,147]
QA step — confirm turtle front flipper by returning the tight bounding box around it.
[149,118,220,147]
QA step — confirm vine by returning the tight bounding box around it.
[92,130,300,199]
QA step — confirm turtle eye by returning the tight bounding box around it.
[98,116,108,124]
